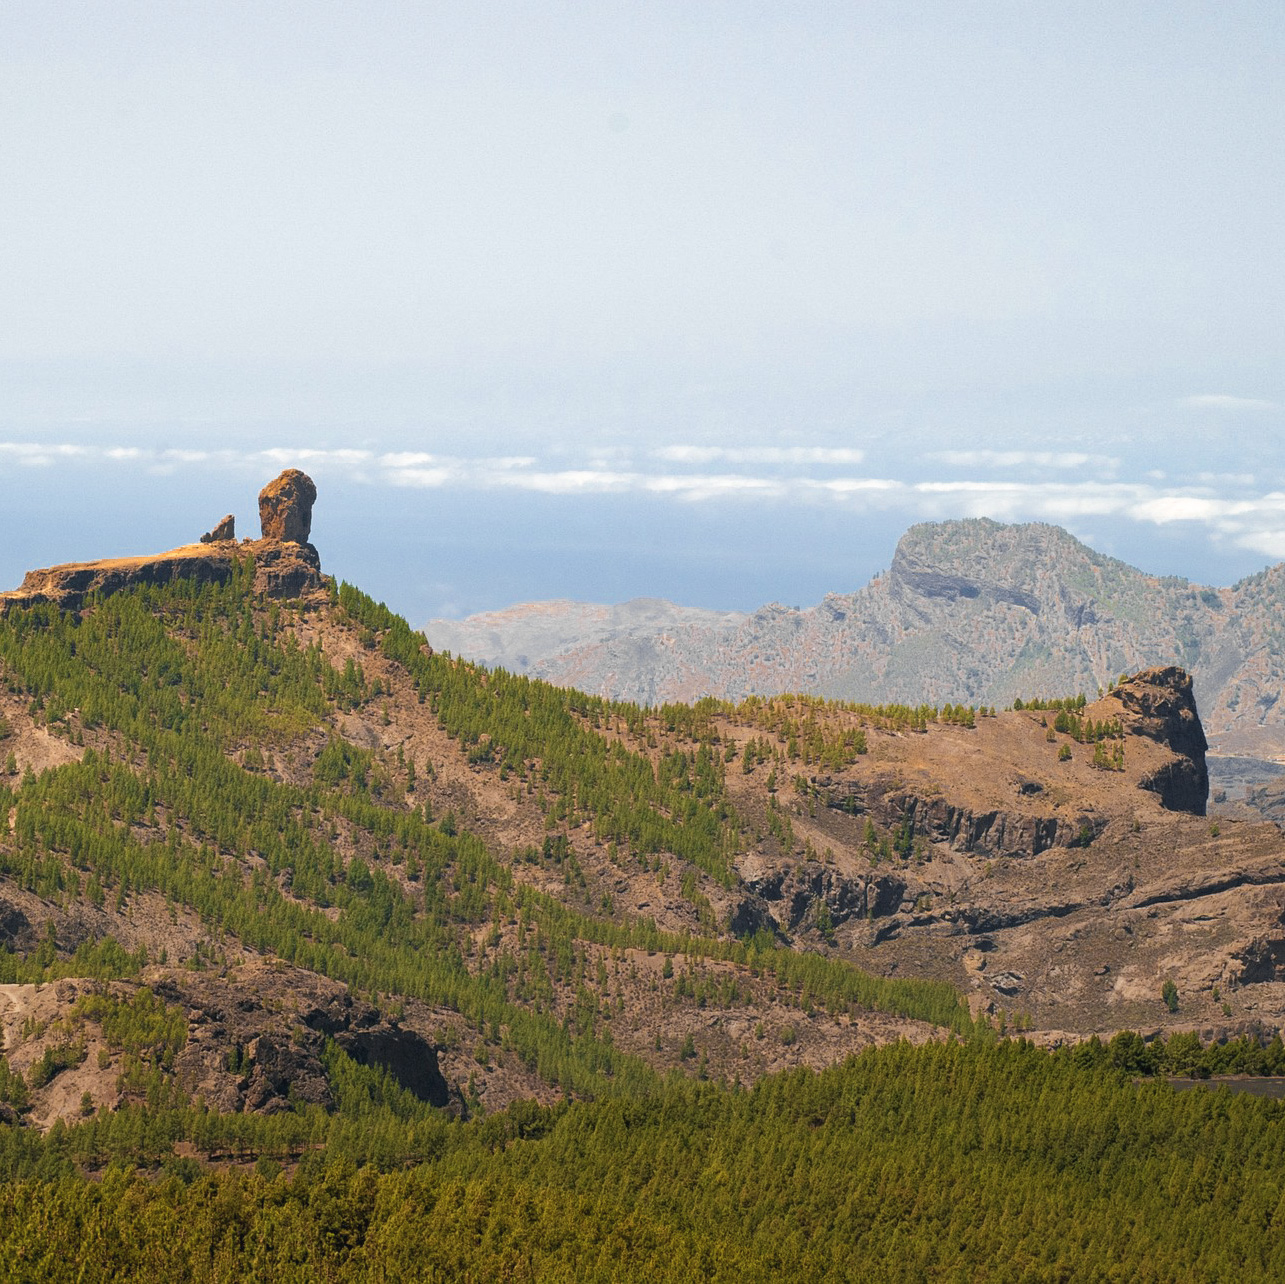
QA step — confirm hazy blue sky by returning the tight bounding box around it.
[3,2,1283,619]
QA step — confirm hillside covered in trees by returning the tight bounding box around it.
[1,502,1284,1276]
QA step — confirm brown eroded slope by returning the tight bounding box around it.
[715,668,1285,1039]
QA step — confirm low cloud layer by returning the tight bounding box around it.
[5,437,1285,563]
[652,446,867,466]
[929,450,1118,472]
[1181,395,1279,412]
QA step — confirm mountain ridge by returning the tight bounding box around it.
[427,518,1285,759]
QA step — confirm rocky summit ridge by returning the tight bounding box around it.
[427,518,1285,761]
[0,469,325,613]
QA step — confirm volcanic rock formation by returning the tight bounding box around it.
[0,470,324,612]
[200,514,236,543]
[258,469,316,543]
[1108,666,1209,814]
[150,963,452,1115]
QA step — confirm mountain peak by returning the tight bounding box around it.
[891,518,1118,584]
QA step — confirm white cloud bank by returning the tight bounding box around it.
[6,438,1285,562]
[929,450,1118,472]
[653,446,866,466]
[1181,395,1280,412]
[0,442,91,465]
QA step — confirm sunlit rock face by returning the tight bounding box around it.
[258,469,317,544]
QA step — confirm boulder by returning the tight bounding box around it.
[258,469,317,543]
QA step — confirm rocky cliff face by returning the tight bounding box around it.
[1107,666,1209,814]
[426,519,1285,759]
[152,963,452,1115]
[0,964,456,1128]
[248,539,324,599]
[0,471,324,613]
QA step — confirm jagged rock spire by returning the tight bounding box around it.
[200,515,235,544]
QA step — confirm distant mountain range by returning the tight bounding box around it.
[427,519,1285,759]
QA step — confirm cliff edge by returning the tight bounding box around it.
[1101,665,1209,815]
[0,470,325,613]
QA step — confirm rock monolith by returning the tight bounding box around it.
[258,470,317,544]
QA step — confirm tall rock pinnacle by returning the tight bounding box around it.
[258,469,317,543]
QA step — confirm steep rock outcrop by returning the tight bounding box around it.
[0,900,36,953]
[200,515,235,543]
[248,539,324,599]
[0,540,323,613]
[888,534,1042,614]
[744,866,907,933]
[824,779,1095,860]
[258,469,316,543]
[1,546,245,613]
[1107,666,1209,814]
[1226,936,1285,986]
[156,963,451,1115]
[0,472,325,613]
